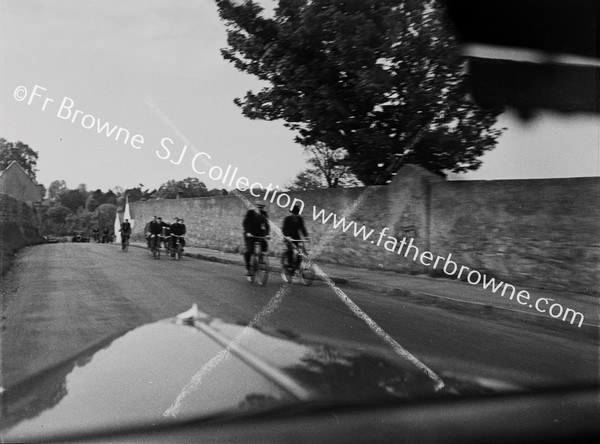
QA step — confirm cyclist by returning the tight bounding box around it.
[243,200,270,277]
[169,217,186,256]
[160,218,171,246]
[282,205,309,272]
[120,218,132,250]
[148,216,163,253]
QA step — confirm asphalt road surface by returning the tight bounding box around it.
[1,243,598,390]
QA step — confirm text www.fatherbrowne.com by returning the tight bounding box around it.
[311,206,585,328]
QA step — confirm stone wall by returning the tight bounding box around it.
[429,177,600,295]
[0,193,43,275]
[130,166,599,296]
[131,194,255,253]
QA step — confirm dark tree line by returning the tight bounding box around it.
[1,137,229,235]
[40,178,227,236]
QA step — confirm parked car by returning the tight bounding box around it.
[44,235,59,243]
[71,231,90,243]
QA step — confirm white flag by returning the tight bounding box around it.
[114,212,121,244]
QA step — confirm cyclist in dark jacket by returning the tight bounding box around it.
[120,219,132,237]
[120,219,132,250]
[243,200,269,275]
[282,205,309,268]
[170,217,186,251]
[148,216,163,250]
[148,216,163,235]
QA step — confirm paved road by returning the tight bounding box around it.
[1,243,598,390]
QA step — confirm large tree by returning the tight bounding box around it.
[0,138,39,179]
[216,0,503,184]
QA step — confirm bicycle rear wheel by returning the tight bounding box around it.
[300,263,315,286]
[257,255,269,286]
[248,255,258,283]
[280,254,293,283]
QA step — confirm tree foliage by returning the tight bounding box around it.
[47,180,67,201]
[40,182,122,235]
[216,0,504,184]
[286,168,325,191]
[38,178,223,235]
[85,195,100,212]
[46,204,72,224]
[0,138,39,179]
[124,184,156,202]
[95,204,117,230]
[59,189,87,213]
[287,143,362,190]
[157,177,226,199]
[304,143,361,188]
[157,177,208,199]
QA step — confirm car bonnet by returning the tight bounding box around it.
[1,309,519,442]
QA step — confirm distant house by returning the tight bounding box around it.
[0,161,45,205]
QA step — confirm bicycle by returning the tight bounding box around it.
[167,234,184,260]
[247,236,269,285]
[121,233,130,252]
[281,238,315,286]
[149,234,161,259]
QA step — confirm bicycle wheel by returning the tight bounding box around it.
[248,254,258,283]
[175,243,182,260]
[257,255,269,286]
[300,262,315,286]
[281,253,293,283]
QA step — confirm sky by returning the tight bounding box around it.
[1,0,599,193]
